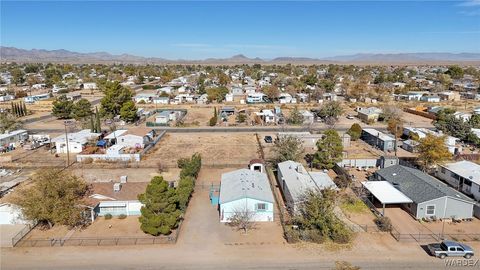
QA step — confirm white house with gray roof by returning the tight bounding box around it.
[277,160,337,214]
[219,169,274,222]
[373,165,474,220]
[436,161,480,202]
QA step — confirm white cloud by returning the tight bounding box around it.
[459,0,480,6]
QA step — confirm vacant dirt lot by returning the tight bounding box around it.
[143,132,260,167]
[71,167,179,183]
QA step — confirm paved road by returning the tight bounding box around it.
[27,125,435,134]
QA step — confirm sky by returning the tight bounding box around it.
[1,1,480,59]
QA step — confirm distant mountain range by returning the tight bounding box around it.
[2,46,480,64]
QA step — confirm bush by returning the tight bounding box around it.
[104,213,113,220]
[118,214,127,219]
[334,175,351,189]
[208,116,217,126]
[81,157,94,164]
[374,216,392,232]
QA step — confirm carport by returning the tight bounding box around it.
[362,181,413,215]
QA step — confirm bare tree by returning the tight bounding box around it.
[228,208,256,234]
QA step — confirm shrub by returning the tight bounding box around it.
[208,116,217,126]
[118,214,127,219]
[334,175,351,189]
[82,157,94,164]
[104,213,113,220]
[374,216,392,232]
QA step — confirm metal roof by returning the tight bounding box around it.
[277,160,337,203]
[219,169,274,204]
[443,161,480,186]
[362,181,413,204]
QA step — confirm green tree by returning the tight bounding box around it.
[469,114,480,129]
[271,135,304,165]
[95,107,102,132]
[293,189,353,244]
[138,176,181,236]
[52,95,74,119]
[262,85,280,100]
[317,101,343,123]
[445,65,464,80]
[119,100,138,123]
[434,109,472,141]
[0,113,22,133]
[177,176,195,211]
[71,98,92,120]
[313,129,343,169]
[206,87,229,102]
[12,169,89,228]
[346,123,362,141]
[100,81,134,118]
[288,106,304,125]
[10,68,25,85]
[177,153,202,179]
[417,134,452,170]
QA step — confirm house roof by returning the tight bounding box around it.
[84,182,148,207]
[219,169,274,204]
[362,181,413,204]
[51,129,100,144]
[277,160,337,203]
[0,129,27,140]
[442,161,480,186]
[362,128,395,141]
[375,165,473,204]
[104,130,128,139]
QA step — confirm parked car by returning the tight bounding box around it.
[346,115,354,120]
[264,136,273,143]
[428,240,474,259]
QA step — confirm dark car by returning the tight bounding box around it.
[264,136,273,143]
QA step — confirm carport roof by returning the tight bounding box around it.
[362,181,413,204]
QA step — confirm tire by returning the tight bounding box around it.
[439,254,446,259]
[464,254,472,259]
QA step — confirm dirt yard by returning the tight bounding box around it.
[71,167,179,183]
[143,132,261,167]
[179,167,286,247]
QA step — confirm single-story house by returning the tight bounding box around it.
[277,132,323,149]
[51,129,100,154]
[401,139,419,153]
[0,130,28,148]
[371,165,474,220]
[277,160,337,214]
[357,107,382,123]
[116,134,146,149]
[0,95,14,102]
[361,128,396,152]
[247,93,267,104]
[436,161,480,202]
[153,97,170,104]
[219,169,275,222]
[300,110,314,124]
[86,181,148,218]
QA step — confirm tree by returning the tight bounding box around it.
[262,85,280,100]
[317,101,343,124]
[287,106,304,125]
[95,107,102,132]
[177,153,202,179]
[387,118,404,137]
[135,75,145,85]
[417,134,452,170]
[51,95,74,119]
[313,129,343,169]
[177,176,195,211]
[11,68,25,85]
[380,105,403,122]
[206,87,228,102]
[209,107,217,126]
[271,135,304,165]
[236,113,247,123]
[100,81,134,118]
[12,169,89,228]
[71,98,92,120]
[347,123,362,141]
[228,208,256,234]
[0,113,22,133]
[434,109,472,141]
[293,189,353,244]
[445,65,464,80]
[120,101,138,123]
[469,114,480,129]
[138,176,181,236]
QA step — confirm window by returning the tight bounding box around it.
[464,180,472,187]
[451,172,460,180]
[441,167,446,174]
[449,247,456,252]
[256,203,267,211]
[457,247,464,252]
[426,205,435,216]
